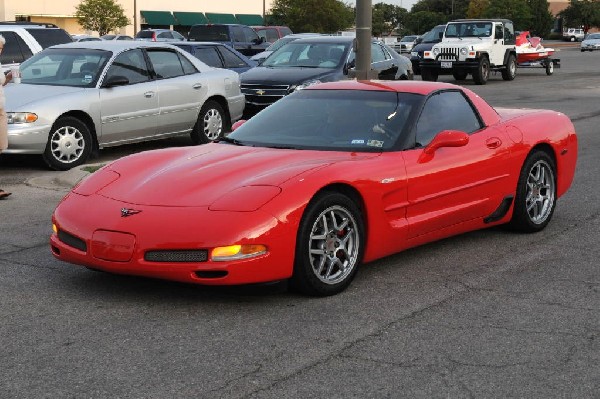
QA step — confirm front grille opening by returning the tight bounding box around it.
[144,250,208,263]
[195,270,228,279]
[51,245,60,255]
[57,230,87,252]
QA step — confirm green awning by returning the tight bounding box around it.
[235,14,264,26]
[173,11,208,26]
[140,10,176,26]
[205,13,239,24]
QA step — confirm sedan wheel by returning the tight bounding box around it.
[191,100,229,144]
[291,192,364,296]
[43,117,92,170]
[509,151,556,232]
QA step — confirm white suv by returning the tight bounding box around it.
[0,23,72,72]
[563,28,585,42]
[420,19,517,85]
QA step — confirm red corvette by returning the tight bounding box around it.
[51,81,577,296]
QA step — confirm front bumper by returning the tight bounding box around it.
[51,193,296,285]
[4,123,52,154]
[227,93,246,122]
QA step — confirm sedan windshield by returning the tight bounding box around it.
[227,89,422,151]
[20,48,112,87]
[262,42,349,68]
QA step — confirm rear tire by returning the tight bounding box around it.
[290,191,364,296]
[191,100,229,144]
[509,150,557,233]
[42,117,93,171]
[501,54,517,81]
[545,60,554,75]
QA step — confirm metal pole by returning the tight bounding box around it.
[355,0,373,80]
[263,0,266,25]
[133,0,137,34]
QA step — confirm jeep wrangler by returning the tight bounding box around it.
[419,19,517,85]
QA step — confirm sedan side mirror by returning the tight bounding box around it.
[419,130,469,163]
[231,119,247,131]
[102,75,129,88]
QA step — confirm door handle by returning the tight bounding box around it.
[144,91,155,98]
[486,137,502,149]
[192,83,203,90]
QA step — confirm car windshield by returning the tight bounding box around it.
[445,22,493,38]
[19,48,112,87]
[586,33,600,40]
[262,42,349,68]
[420,26,445,43]
[401,36,417,42]
[266,35,299,52]
[227,89,422,151]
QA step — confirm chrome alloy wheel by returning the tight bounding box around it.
[308,205,360,285]
[203,108,223,141]
[526,159,555,225]
[50,126,85,164]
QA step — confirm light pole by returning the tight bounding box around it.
[133,0,137,34]
[355,0,373,80]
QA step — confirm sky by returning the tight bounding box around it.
[347,0,420,11]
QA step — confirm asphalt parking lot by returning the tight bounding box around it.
[1,45,599,398]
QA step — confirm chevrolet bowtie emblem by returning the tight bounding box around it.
[256,89,265,95]
[121,208,142,217]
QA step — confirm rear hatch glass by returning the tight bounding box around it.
[25,28,73,48]
[189,25,230,42]
[135,31,155,39]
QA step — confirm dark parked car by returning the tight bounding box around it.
[240,36,413,114]
[252,25,293,43]
[174,42,257,73]
[250,33,322,64]
[188,24,269,56]
[409,24,446,75]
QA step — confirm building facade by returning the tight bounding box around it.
[0,0,274,36]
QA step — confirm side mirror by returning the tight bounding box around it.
[231,119,246,131]
[415,37,423,44]
[102,75,129,88]
[419,130,469,163]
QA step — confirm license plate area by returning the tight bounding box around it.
[441,61,453,69]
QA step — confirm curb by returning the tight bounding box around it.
[26,163,104,191]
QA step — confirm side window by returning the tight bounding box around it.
[495,24,504,39]
[219,46,247,68]
[243,27,259,42]
[266,28,279,42]
[193,47,223,68]
[0,32,26,64]
[371,43,387,63]
[173,31,185,41]
[232,26,245,43]
[158,32,173,39]
[415,91,482,147]
[504,21,515,45]
[177,52,198,74]
[147,50,184,78]
[104,49,150,84]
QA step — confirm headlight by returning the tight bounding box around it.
[410,51,418,57]
[291,79,322,92]
[433,48,440,56]
[7,112,37,124]
[460,47,468,55]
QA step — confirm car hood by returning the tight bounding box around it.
[583,39,600,45]
[96,143,377,207]
[241,66,338,85]
[4,84,87,110]
[411,42,438,53]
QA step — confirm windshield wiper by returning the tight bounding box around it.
[218,136,246,146]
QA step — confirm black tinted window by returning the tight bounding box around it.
[243,27,259,42]
[178,52,198,74]
[416,91,482,147]
[135,31,154,39]
[194,47,223,68]
[147,50,184,78]
[105,49,149,84]
[219,46,247,68]
[0,31,32,64]
[25,28,72,48]
[189,25,229,41]
[232,26,245,42]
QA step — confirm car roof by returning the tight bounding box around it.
[450,19,512,24]
[289,36,355,44]
[49,41,182,52]
[307,80,463,96]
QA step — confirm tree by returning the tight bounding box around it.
[404,10,447,34]
[75,0,130,36]
[411,0,471,19]
[270,0,354,33]
[559,0,600,31]
[372,3,409,36]
[483,0,532,31]
[526,0,554,37]
[466,0,490,18]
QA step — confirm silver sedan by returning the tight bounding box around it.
[4,41,245,170]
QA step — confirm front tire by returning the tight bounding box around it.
[509,150,557,232]
[501,54,517,81]
[290,191,364,296]
[472,56,490,85]
[42,117,93,171]
[191,100,229,144]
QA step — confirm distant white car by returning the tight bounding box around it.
[5,41,245,170]
[251,33,321,64]
[392,35,419,53]
[580,32,600,51]
[563,28,585,42]
[72,34,102,42]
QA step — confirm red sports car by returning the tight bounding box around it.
[50,81,578,296]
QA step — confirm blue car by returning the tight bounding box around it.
[174,42,257,74]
